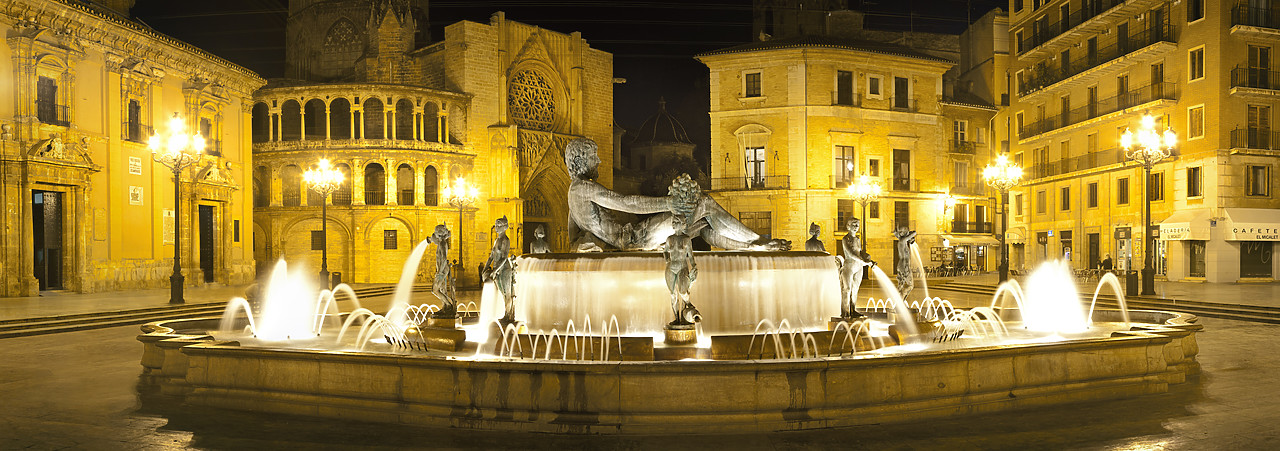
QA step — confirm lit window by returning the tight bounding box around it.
[1248,165,1270,196]
[1189,48,1204,81]
[744,72,762,98]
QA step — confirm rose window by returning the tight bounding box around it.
[508,70,555,131]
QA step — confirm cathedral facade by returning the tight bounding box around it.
[0,0,264,296]
[251,2,612,284]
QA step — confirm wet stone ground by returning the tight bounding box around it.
[0,313,1276,449]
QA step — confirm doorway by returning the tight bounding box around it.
[1241,241,1273,278]
[1088,233,1101,269]
[199,205,215,283]
[32,191,64,290]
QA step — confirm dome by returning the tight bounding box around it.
[631,97,693,145]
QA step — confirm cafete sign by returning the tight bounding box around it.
[1228,226,1280,241]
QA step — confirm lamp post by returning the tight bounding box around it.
[1121,114,1176,296]
[305,158,344,289]
[847,174,882,249]
[441,176,478,282]
[149,113,205,304]
[983,154,1023,283]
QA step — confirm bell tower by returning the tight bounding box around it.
[285,0,429,82]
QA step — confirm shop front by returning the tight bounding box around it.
[1158,209,1210,281]
[1224,208,1280,280]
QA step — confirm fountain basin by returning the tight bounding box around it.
[138,310,1200,435]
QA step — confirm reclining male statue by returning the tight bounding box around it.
[564,138,790,252]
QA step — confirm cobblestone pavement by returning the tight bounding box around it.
[0,312,1275,450]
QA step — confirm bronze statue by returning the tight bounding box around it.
[564,138,789,252]
[663,175,704,326]
[529,224,551,254]
[838,219,874,318]
[805,222,826,252]
[893,225,917,301]
[427,224,457,317]
[484,216,517,324]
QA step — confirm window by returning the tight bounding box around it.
[1016,70,1026,93]
[423,166,438,206]
[953,120,968,143]
[1015,194,1023,216]
[1188,0,1204,22]
[365,163,386,205]
[1087,182,1098,208]
[200,117,219,156]
[311,231,326,250]
[1151,172,1164,201]
[836,70,854,105]
[397,164,414,206]
[1016,30,1024,54]
[234,219,240,243]
[954,160,969,187]
[868,158,880,177]
[869,201,880,219]
[126,100,144,143]
[868,76,882,97]
[1188,106,1204,139]
[837,199,855,231]
[1117,177,1130,205]
[1188,167,1203,197]
[1036,190,1046,214]
[281,165,302,207]
[1248,165,1270,196]
[739,211,772,237]
[834,145,855,186]
[1088,133,1098,153]
[893,77,910,109]
[1249,104,1271,149]
[1087,86,1098,118]
[1016,112,1025,137]
[744,72,762,98]
[1060,187,1071,210]
[383,229,398,250]
[36,76,64,126]
[1189,47,1204,81]
[746,146,767,188]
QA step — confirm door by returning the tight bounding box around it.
[1087,38,1098,65]
[1116,75,1129,109]
[1150,7,1165,41]
[199,205,215,283]
[1189,240,1207,277]
[1250,105,1271,148]
[1117,23,1129,54]
[1250,45,1271,89]
[1151,63,1165,98]
[32,191,63,290]
[892,149,911,190]
[1241,241,1273,278]
[893,77,909,109]
[1088,233,1101,269]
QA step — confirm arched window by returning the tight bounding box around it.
[508,70,555,131]
[321,18,361,77]
[333,163,352,205]
[396,99,414,141]
[281,100,302,141]
[253,166,270,207]
[733,124,772,190]
[423,103,440,142]
[397,164,415,205]
[304,99,326,140]
[363,98,384,139]
[365,163,385,205]
[330,98,352,140]
[251,103,270,143]
[423,166,438,206]
[281,165,302,206]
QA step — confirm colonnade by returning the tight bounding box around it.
[252,95,454,143]
[255,157,465,209]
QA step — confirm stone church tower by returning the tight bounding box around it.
[251,3,612,284]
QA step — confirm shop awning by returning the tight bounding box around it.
[1005,227,1026,244]
[1159,209,1210,241]
[941,234,1000,246]
[1224,208,1280,241]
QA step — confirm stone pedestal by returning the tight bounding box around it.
[655,324,704,360]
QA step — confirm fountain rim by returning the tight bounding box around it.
[518,250,832,259]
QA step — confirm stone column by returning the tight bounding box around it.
[438,113,446,143]
[351,108,360,139]
[388,100,397,141]
[324,105,331,140]
[352,159,365,206]
[269,164,282,207]
[299,103,307,141]
[414,166,425,206]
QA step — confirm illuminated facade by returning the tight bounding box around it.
[251,3,613,284]
[697,9,1007,271]
[0,0,264,296]
[1005,0,1280,282]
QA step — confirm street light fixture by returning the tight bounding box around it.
[148,113,205,304]
[441,176,479,282]
[846,174,882,249]
[1121,114,1176,296]
[305,158,344,289]
[983,153,1023,283]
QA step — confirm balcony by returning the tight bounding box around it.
[951,221,994,234]
[711,175,789,191]
[1232,4,1280,37]
[831,174,855,189]
[949,140,983,155]
[891,97,918,113]
[1230,128,1280,150]
[36,102,69,127]
[950,183,987,197]
[1019,22,1176,99]
[891,177,921,191]
[1017,0,1165,61]
[253,138,465,154]
[1020,81,1177,141]
[1230,66,1280,98]
[123,122,154,144]
[1025,147,1142,180]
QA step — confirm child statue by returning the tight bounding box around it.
[663,174,705,326]
[805,222,827,252]
[529,224,551,254]
[893,225,918,301]
[837,219,874,319]
[427,224,457,318]
[484,216,517,324]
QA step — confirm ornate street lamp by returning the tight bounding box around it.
[1121,114,1176,296]
[149,113,205,304]
[305,158,344,289]
[846,174,882,249]
[983,154,1023,283]
[441,176,479,281]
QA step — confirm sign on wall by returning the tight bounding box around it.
[128,157,142,175]
[129,186,144,205]
[163,210,174,244]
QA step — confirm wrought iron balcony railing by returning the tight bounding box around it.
[950,221,994,234]
[36,102,69,127]
[1230,127,1280,150]
[123,122,154,144]
[949,140,982,154]
[1018,22,1175,97]
[1017,0,1127,55]
[1020,81,1177,138]
[1230,66,1280,90]
[1233,3,1280,30]
[711,175,789,191]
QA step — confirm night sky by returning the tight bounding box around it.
[130,0,1006,157]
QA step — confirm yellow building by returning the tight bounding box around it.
[0,0,264,296]
[1005,0,1280,282]
[697,28,1003,271]
[251,4,613,284]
